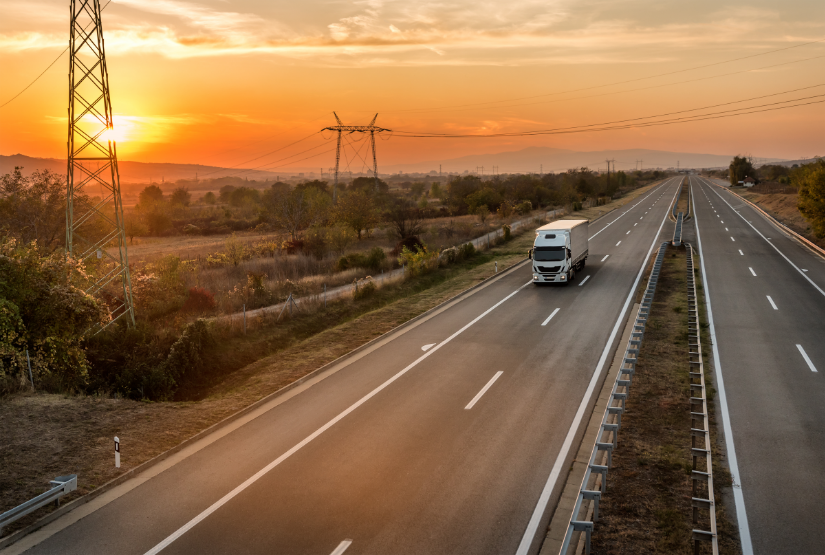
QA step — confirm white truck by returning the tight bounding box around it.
[529,219,589,284]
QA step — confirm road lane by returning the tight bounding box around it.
[11,179,681,555]
[692,176,825,555]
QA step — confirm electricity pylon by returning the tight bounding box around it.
[322,113,391,202]
[67,0,135,328]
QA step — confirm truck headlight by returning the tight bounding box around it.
[533,274,538,280]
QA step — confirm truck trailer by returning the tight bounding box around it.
[529,219,589,284]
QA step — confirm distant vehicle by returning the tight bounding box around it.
[529,219,589,284]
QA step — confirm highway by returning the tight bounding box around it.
[5,178,682,555]
[691,176,825,555]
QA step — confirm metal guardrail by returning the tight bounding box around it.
[673,212,684,246]
[0,475,77,536]
[559,242,669,555]
[686,245,719,554]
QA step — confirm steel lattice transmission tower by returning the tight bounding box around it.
[322,112,391,202]
[67,0,135,327]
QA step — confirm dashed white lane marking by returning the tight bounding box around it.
[421,343,436,351]
[601,254,610,262]
[767,296,778,310]
[578,275,591,286]
[616,241,622,246]
[465,371,504,410]
[803,269,809,272]
[731,237,736,242]
[721,221,724,223]
[739,250,744,255]
[142,281,532,555]
[797,345,818,373]
[626,230,631,235]
[726,228,729,231]
[330,540,353,555]
[541,308,561,326]
[634,223,638,226]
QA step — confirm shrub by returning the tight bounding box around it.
[392,235,424,257]
[398,244,439,276]
[182,287,216,312]
[282,239,305,254]
[353,278,377,300]
[502,224,511,241]
[336,247,387,272]
[516,200,533,215]
[0,237,107,393]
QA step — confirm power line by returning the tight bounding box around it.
[0,0,112,109]
[391,92,825,138]
[383,36,825,115]
[197,130,322,177]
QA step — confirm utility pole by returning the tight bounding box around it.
[67,0,134,328]
[322,113,390,202]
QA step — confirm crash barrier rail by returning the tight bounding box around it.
[0,475,77,536]
[685,245,719,555]
[706,179,825,260]
[673,212,684,246]
[672,180,684,219]
[559,242,670,555]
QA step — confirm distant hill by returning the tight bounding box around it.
[0,154,287,184]
[381,146,783,174]
[3,148,788,184]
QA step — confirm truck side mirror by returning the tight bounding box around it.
[528,248,533,259]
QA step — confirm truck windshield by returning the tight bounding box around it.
[534,246,566,261]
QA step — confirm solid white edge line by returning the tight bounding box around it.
[465,371,504,410]
[694,178,754,554]
[601,254,609,262]
[703,177,825,298]
[514,180,680,555]
[588,178,675,240]
[541,308,561,326]
[766,296,778,310]
[330,539,353,555]
[578,275,590,286]
[143,283,532,555]
[749,267,757,277]
[797,344,818,372]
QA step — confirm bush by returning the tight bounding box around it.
[516,200,533,215]
[795,159,825,238]
[353,278,377,300]
[182,287,216,312]
[502,224,511,241]
[392,235,424,256]
[398,244,439,276]
[0,237,107,393]
[337,247,387,272]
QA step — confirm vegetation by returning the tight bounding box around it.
[0,163,665,401]
[729,155,756,186]
[794,159,825,238]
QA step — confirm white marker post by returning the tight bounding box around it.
[114,436,120,468]
[495,261,498,273]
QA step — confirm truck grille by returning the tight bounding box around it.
[538,266,561,273]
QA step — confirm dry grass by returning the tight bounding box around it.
[675,178,689,214]
[589,246,740,555]
[733,189,825,249]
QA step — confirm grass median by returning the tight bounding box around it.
[589,244,740,555]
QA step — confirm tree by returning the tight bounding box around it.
[263,185,330,240]
[0,167,69,251]
[729,156,755,186]
[334,190,379,239]
[0,237,107,392]
[795,159,825,238]
[170,187,191,207]
[202,191,217,204]
[430,182,442,199]
[466,187,502,215]
[388,198,425,240]
[138,185,164,210]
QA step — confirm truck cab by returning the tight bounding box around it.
[530,220,588,285]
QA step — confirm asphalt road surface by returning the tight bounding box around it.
[691,176,825,555]
[7,179,683,555]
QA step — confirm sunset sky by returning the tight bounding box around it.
[1,0,824,173]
